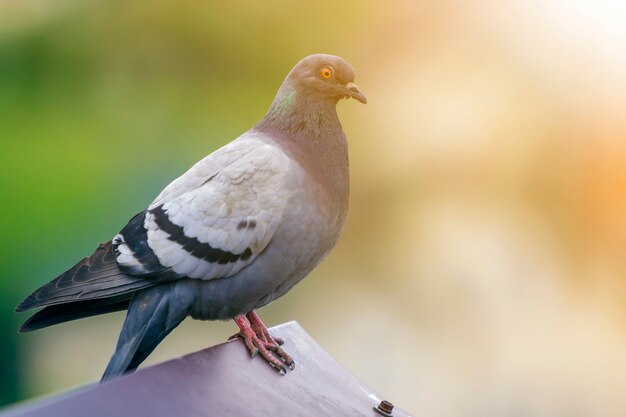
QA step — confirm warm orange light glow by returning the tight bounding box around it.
[566,0,626,40]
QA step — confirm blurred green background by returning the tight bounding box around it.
[1,0,625,416]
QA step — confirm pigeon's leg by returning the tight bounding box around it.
[244,311,294,369]
[246,310,284,345]
[231,314,295,373]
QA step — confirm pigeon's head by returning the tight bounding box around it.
[286,54,367,104]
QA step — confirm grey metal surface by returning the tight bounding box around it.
[3,321,412,417]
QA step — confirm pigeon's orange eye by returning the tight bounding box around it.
[320,68,332,79]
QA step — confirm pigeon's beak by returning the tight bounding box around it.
[346,82,367,104]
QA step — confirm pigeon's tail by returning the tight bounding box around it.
[101,283,193,382]
[18,296,131,332]
[16,241,158,330]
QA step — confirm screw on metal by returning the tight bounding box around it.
[373,400,394,416]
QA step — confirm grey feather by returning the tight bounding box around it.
[18,296,131,332]
[101,283,193,381]
[16,242,157,312]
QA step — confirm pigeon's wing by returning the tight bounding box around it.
[15,241,153,312]
[149,137,265,208]
[115,133,295,280]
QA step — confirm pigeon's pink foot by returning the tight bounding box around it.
[245,310,285,346]
[231,312,295,373]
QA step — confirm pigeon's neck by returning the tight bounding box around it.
[256,84,342,138]
[254,83,349,221]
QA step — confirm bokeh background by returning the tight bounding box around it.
[1,0,625,415]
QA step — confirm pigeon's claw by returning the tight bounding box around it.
[260,338,294,370]
[232,313,294,373]
[246,310,284,346]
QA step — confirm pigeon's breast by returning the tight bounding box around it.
[266,133,350,282]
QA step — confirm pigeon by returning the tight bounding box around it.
[16,54,366,380]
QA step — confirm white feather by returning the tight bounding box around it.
[144,132,295,281]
